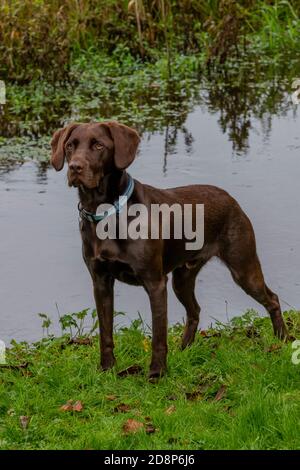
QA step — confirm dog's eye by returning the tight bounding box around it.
[66,143,73,152]
[95,143,103,150]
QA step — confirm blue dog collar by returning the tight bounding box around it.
[78,174,134,223]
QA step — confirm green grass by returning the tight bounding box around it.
[0,310,300,450]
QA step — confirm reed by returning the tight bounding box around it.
[0,1,299,82]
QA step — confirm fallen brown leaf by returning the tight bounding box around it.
[60,400,83,412]
[145,423,156,434]
[266,344,282,353]
[214,385,227,402]
[114,403,131,413]
[123,418,144,434]
[117,365,143,377]
[165,405,176,415]
[19,415,30,430]
[60,400,74,412]
[72,400,83,412]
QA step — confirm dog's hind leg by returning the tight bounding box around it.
[172,264,203,349]
[228,257,287,339]
[220,211,288,339]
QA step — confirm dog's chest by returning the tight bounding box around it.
[80,223,142,286]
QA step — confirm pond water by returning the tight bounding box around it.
[0,70,300,343]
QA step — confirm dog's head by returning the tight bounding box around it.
[50,121,140,188]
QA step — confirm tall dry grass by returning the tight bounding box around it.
[1,0,300,82]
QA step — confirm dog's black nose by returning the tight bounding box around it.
[69,161,83,173]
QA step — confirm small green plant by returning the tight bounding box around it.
[37,313,52,337]
[38,308,99,340]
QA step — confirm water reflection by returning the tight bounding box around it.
[205,57,300,154]
[35,162,48,185]
[162,124,195,174]
[1,56,299,160]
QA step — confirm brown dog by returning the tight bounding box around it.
[51,121,287,378]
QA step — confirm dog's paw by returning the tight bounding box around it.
[100,356,116,371]
[148,367,166,382]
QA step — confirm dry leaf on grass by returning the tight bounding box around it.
[165,405,176,415]
[72,400,83,412]
[123,418,144,434]
[214,385,227,402]
[145,423,156,434]
[60,400,73,412]
[19,415,30,430]
[60,400,83,412]
[114,403,131,413]
[266,344,282,353]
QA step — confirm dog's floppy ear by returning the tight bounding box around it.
[50,123,79,171]
[102,121,140,170]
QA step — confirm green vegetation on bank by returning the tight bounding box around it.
[1,1,300,159]
[0,310,300,450]
[1,1,300,82]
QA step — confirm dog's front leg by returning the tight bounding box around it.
[144,276,168,379]
[93,274,116,371]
